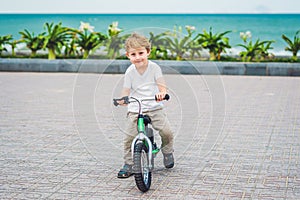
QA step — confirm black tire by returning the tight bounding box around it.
[133,142,152,192]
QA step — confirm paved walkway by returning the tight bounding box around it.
[0,72,299,199]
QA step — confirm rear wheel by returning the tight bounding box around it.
[133,142,151,192]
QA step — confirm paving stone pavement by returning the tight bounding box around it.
[0,72,300,199]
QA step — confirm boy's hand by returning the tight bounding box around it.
[155,92,167,102]
[113,96,129,106]
[117,99,127,106]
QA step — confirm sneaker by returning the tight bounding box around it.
[163,153,174,168]
[117,164,133,178]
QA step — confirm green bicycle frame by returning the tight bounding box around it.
[136,114,160,154]
[137,114,145,133]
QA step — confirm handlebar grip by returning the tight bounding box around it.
[113,96,129,106]
[113,99,119,106]
[164,94,170,100]
[155,94,170,101]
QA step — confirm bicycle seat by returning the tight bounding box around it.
[144,115,151,125]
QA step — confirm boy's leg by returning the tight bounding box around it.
[118,112,137,178]
[123,112,138,166]
[150,109,174,155]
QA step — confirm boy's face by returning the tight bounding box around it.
[126,47,150,68]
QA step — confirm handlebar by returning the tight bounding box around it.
[113,96,129,106]
[113,94,170,107]
[156,94,170,101]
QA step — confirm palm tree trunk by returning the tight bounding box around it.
[11,48,15,57]
[217,52,221,61]
[83,50,90,59]
[107,49,114,59]
[209,51,216,61]
[292,52,298,61]
[31,50,37,58]
[48,48,56,60]
[176,55,182,61]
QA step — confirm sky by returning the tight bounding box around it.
[0,0,300,14]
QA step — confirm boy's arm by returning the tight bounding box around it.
[121,87,130,97]
[156,77,167,101]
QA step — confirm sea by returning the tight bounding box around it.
[0,14,300,56]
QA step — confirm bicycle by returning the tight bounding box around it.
[113,94,170,192]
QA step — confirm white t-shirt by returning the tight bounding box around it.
[124,60,164,113]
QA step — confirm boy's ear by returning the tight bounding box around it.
[146,48,151,56]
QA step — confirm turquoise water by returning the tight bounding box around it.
[1,14,300,56]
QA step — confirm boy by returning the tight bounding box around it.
[117,33,174,178]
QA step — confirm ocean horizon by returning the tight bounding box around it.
[1,13,300,56]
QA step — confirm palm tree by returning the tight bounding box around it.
[148,31,169,60]
[282,30,300,61]
[183,25,202,60]
[64,33,80,58]
[8,39,23,57]
[0,34,13,56]
[238,39,268,61]
[73,22,107,59]
[44,22,72,60]
[187,38,202,60]
[238,31,274,62]
[196,27,231,61]
[260,41,275,60]
[164,26,198,60]
[165,29,190,60]
[19,29,46,57]
[105,22,129,59]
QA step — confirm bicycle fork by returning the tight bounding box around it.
[131,133,153,169]
[131,114,154,169]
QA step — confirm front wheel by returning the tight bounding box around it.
[133,142,151,192]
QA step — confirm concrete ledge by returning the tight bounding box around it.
[267,63,300,76]
[245,63,267,76]
[0,58,300,76]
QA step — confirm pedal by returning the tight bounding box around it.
[152,143,160,156]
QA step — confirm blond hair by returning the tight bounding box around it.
[125,33,151,53]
